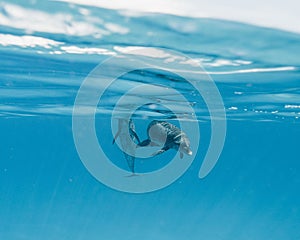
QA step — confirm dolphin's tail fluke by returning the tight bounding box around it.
[124,153,135,173]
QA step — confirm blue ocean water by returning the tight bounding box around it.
[1,1,300,239]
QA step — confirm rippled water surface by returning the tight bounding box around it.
[1,1,300,239]
[1,2,300,120]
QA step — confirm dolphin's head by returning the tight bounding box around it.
[179,136,192,156]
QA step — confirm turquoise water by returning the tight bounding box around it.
[1,1,300,239]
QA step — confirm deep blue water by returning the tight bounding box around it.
[1,1,300,239]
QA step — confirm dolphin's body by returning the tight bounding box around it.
[138,120,192,158]
[113,119,140,173]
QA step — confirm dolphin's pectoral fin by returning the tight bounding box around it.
[152,146,170,156]
[180,152,183,159]
[112,130,120,144]
[151,149,165,156]
[137,139,151,147]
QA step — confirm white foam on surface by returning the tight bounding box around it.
[0,33,63,48]
[0,3,128,37]
[55,0,300,34]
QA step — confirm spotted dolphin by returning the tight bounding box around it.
[113,119,140,174]
[138,120,192,158]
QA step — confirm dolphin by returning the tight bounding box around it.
[138,120,192,159]
[113,119,140,174]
